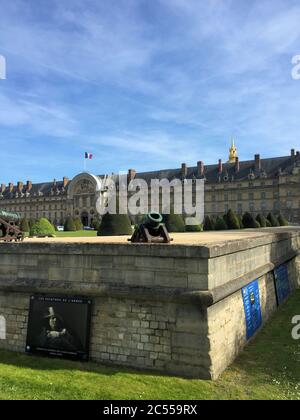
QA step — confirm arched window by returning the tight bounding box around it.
[0,315,6,340]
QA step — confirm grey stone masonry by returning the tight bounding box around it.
[0,228,299,378]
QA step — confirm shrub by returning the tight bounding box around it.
[237,215,244,229]
[185,224,203,232]
[256,214,267,228]
[74,217,83,231]
[266,219,272,227]
[20,218,30,232]
[29,218,37,229]
[64,216,76,232]
[242,212,259,228]
[215,216,228,230]
[277,213,289,226]
[203,215,215,231]
[225,209,240,229]
[163,214,185,232]
[98,213,132,236]
[267,213,280,227]
[30,218,55,236]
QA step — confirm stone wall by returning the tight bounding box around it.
[0,229,299,379]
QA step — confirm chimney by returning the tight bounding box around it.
[235,157,240,173]
[63,177,69,188]
[255,154,261,171]
[1,183,6,193]
[296,151,300,159]
[291,149,295,157]
[9,182,14,193]
[17,181,23,192]
[128,169,136,181]
[181,163,188,178]
[218,159,222,174]
[26,180,32,191]
[197,161,205,177]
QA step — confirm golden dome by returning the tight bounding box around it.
[228,138,238,163]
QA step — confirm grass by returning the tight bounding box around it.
[54,230,97,238]
[0,291,299,400]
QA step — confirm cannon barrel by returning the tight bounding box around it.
[143,212,163,230]
[0,210,21,222]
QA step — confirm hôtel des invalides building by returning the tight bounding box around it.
[0,142,300,226]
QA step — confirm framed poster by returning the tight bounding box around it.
[274,263,291,305]
[242,280,262,340]
[26,295,92,361]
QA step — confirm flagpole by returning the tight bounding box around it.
[83,155,86,173]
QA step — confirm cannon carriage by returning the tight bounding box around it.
[0,210,24,242]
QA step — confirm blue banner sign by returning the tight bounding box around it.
[274,263,291,305]
[242,280,262,340]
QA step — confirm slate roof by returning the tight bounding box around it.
[0,154,298,200]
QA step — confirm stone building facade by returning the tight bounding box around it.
[0,146,299,225]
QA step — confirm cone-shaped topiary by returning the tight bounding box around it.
[74,218,83,231]
[185,224,203,232]
[30,218,56,236]
[267,212,280,227]
[64,216,76,232]
[277,213,289,226]
[163,213,185,232]
[256,214,267,228]
[215,216,228,230]
[225,209,240,229]
[20,218,30,232]
[266,219,272,227]
[237,215,244,229]
[242,212,260,228]
[203,215,215,231]
[98,213,132,236]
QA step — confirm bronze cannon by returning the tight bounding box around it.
[0,210,24,242]
[130,212,172,243]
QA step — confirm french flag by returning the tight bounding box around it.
[85,152,93,159]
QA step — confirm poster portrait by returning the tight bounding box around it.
[26,295,92,361]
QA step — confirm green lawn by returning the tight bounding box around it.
[54,230,97,238]
[0,291,299,400]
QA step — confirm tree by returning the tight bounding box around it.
[243,212,260,228]
[203,215,215,231]
[98,213,132,236]
[267,212,280,227]
[215,216,228,230]
[20,218,30,232]
[277,213,289,226]
[74,217,83,231]
[225,209,240,229]
[30,218,55,236]
[64,216,76,232]
[266,219,272,227]
[163,213,185,232]
[256,214,267,228]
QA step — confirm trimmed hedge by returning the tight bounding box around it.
[203,215,215,231]
[215,216,228,230]
[74,218,83,231]
[242,212,260,228]
[163,214,185,233]
[185,224,203,232]
[98,213,132,236]
[20,218,30,232]
[267,213,280,227]
[30,218,55,236]
[278,213,289,226]
[256,214,267,228]
[225,209,240,229]
[64,217,77,232]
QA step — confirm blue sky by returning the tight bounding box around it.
[0,0,300,183]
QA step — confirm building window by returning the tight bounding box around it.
[249,193,254,200]
[261,202,267,212]
[274,201,280,211]
[274,192,279,199]
[224,193,228,201]
[249,202,255,212]
[224,204,229,212]
[261,192,266,200]
[237,203,243,214]
[237,193,242,201]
